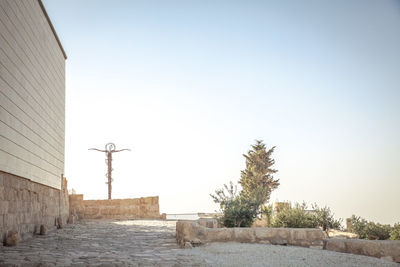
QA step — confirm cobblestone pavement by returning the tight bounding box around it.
[0,220,205,267]
[1,220,398,267]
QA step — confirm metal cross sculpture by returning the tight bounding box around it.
[89,143,130,199]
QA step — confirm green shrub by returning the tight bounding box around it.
[389,223,400,240]
[219,194,261,227]
[347,215,392,240]
[272,202,318,228]
[347,215,368,238]
[312,204,342,231]
[364,222,391,240]
[272,202,342,231]
[262,204,273,227]
[210,182,263,227]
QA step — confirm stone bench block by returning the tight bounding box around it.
[176,220,325,249]
[323,239,400,263]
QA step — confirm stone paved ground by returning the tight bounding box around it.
[1,220,398,267]
[0,220,205,267]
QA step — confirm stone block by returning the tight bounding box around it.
[379,240,400,263]
[233,228,256,243]
[84,207,100,216]
[184,241,193,249]
[254,228,279,241]
[101,207,120,216]
[276,228,290,240]
[345,240,364,255]
[176,221,207,247]
[69,194,83,202]
[310,245,323,250]
[5,230,18,246]
[4,213,17,227]
[206,228,234,242]
[57,217,63,229]
[5,188,17,201]
[148,205,158,212]
[198,218,218,228]
[381,256,394,262]
[311,240,323,247]
[19,180,27,190]
[8,200,19,214]
[3,175,12,188]
[40,225,47,235]
[10,177,19,189]
[324,239,346,252]
[0,201,8,214]
[0,186,4,200]
[144,197,152,205]
[360,240,381,258]
[290,229,307,241]
[327,229,358,239]
[22,190,29,201]
[125,198,138,205]
[110,199,121,206]
[67,215,75,224]
[306,229,327,241]
[322,239,400,263]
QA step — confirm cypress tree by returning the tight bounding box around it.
[239,140,279,204]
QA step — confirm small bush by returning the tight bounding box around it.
[272,202,342,231]
[347,215,368,238]
[272,202,318,228]
[219,194,261,227]
[262,204,273,227]
[312,204,342,231]
[347,215,392,240]
[210,182,263,227]
[364,222,391,240]
[389,223,400,240]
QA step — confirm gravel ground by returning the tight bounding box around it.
[182,242,400,267]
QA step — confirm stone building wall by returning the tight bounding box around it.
[0,0,67,244]
[0,171,69,242]
[69,195,162,220]
[0,0,66,189]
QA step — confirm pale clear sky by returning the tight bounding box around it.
[43,0,400,224]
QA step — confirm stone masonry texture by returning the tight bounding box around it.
[176,220,326,248]
[0,171,69,243]
[69,194,162,220]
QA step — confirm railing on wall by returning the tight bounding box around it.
[166,213,199,220]
[166,213,221,220]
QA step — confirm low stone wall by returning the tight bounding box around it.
[176,220,400,263]
[176,220,325,248]
[0,171,69,242]
[324,239,400,263]
[69,194,162,220]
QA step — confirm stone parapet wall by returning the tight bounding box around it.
[176,220,326,248]
[69,194,162,220]
[0,171,69,242]
[176,220,400,263]
[324,239,400,263]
